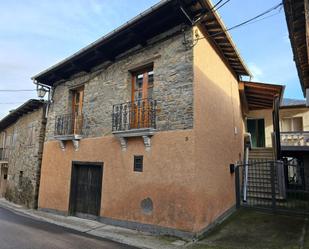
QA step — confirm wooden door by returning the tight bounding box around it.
[131,68,153,128]
[72,87,84,134]
[0,166,8,198]
[247,119,265,148]
[69,163,103,218]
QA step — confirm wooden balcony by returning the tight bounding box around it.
[280,132,309,151]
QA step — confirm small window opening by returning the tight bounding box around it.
[19,171,23,186]
[134,156,143,172]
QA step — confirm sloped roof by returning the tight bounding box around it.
[32,0,250,86]
[0,99,46,130]
[239,81,284,111]
[284,0,309,96]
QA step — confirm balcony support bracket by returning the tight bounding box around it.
[72,139,80,151]
[59,141,66,151]
[119,137,127,151]
[113,128,156,151]
[55,135,83,151]
[142,135,151,151]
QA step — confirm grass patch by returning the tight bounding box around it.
[188,209,305,249]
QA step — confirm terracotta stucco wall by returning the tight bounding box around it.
[192,26,244,231]
[39,26,246,234]
[39,130,201,232]
[247,109,273,147]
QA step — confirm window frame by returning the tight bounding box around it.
[281,117,303,132]
[133,155,144,172]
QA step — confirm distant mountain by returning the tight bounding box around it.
[281,98,306,107]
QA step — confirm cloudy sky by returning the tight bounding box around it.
[0,0,303,118]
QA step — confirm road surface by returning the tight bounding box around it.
[0,206,136,249]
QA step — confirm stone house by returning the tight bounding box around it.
[0,99,46,208]
[32,0,253,238]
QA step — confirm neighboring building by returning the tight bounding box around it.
[238,81,309,215]
[240,88,309,193]
[0,100,46,208]
[32,0,251,237]
[284,0,309,103]
[243,96,309,151]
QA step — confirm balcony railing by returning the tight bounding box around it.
[54,113,83,136]
[112,99,157,132]
[0,148,9,161]
[280,131,309,147]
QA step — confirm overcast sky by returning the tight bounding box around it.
[0,0,303,118]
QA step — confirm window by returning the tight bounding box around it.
[281,117,303,132]
[0,132,6,148]
[132,67,154,102]
[131,67,154,129]
[5,135,11,148]
[72,87,84,116]
[71,87,84,134]
[27,123,36,146]
[134,155,143,172]
[12,130,18,147]
[19,171,23,186]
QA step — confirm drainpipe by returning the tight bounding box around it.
[243,132,252,202]
[306,89,309,107]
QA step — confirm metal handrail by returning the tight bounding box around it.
[112,98,157,132]
[54,113,84,136]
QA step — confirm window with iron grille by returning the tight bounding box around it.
[134,156,143,172]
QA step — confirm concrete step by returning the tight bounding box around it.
[247,186,279,195]
[246,192,284,200]
[248,175,276,181]
[246,182,277,188]
[249,148,274,161]
[247,171,272,176]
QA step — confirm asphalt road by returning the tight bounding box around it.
[0,206,136,249]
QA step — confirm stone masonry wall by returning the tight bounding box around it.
[4,107,46,208]
[45,27,194,140]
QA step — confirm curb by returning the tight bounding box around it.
[0,199,184,249]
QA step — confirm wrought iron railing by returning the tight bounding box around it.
[54,113,83,136]
[235,159,309,215]
[112,99,157,132]
[280,131,309,146]
[0,147,9,161]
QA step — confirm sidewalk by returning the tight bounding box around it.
[0,198,190,249]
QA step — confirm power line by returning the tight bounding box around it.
[193,2,283,42]
[209,2,283,38]
[220,2,283,34]
[213,0,231,12]
[0,89,36,92]
[210,0,225,11]
[0,102,25,105]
